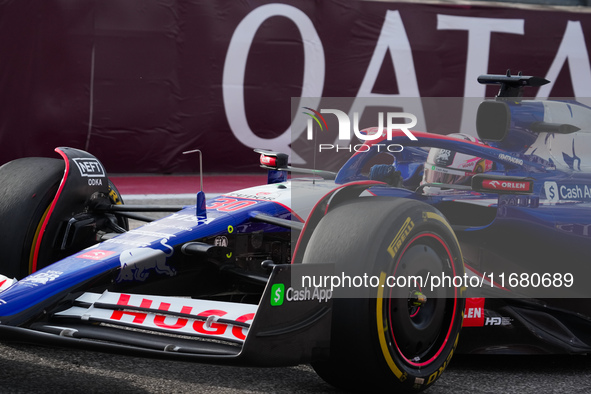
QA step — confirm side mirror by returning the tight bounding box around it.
[476,100,511,142]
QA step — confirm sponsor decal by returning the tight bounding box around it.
[100,293,256,342]
[498,154,524,166]
[76,250,116,260]
[482,179,530,192]
[544,181,559,203]
[544,181,591,202]
[387,217,414,258]
[72,158,106,177]
[270,283,332,306]
[270,283,284,306]
[462,298,485,327]
[286,287,332,302]
[559,184,591,200]
[462,299,512,327]
[485,316,512,326]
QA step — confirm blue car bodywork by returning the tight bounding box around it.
[0,73,590,389]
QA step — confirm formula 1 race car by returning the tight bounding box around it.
[0,72,590,393]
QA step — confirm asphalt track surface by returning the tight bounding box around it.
[1,342,590,393]
[1,177,590,393]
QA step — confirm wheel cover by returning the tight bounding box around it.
[385,233,458,367]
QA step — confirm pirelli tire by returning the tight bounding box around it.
[302,197,465,392]
[0,157,127,279]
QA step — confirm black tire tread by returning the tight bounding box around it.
[0,158,64,278]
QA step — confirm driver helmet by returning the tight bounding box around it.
[422,133,493,188]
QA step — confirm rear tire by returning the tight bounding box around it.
[302,197,464,392]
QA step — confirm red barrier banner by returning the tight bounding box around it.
[1,0,590,173]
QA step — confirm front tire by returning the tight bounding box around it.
[0,158,64,278]
[0,157,127,279]
[302,197,464,392]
